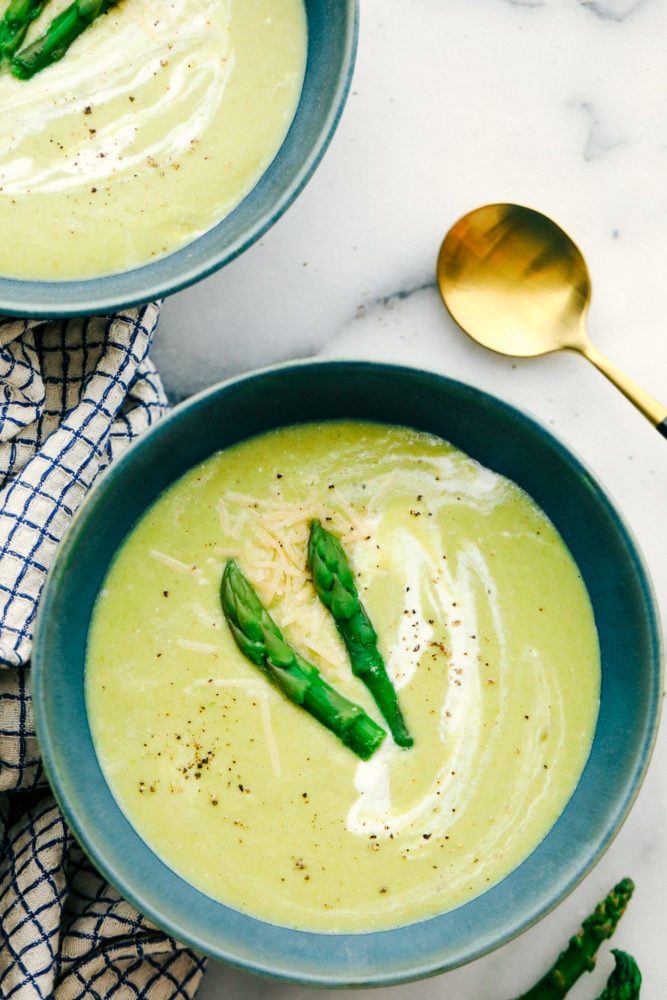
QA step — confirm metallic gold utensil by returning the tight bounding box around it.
[436,202,667,438]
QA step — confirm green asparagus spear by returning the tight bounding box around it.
[597,949,642,999]
[307,519,413,748]
[11,0,117,79]
[0,0,50,60]
[221,559,387,761]
[510,878,635,1000]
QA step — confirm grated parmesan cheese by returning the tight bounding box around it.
[176,638,218,654]
[149,549,197,574]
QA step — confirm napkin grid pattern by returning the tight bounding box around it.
[0,306,206,999]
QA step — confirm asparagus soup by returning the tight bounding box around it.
[0,0,307,279]
[86,421,600,933]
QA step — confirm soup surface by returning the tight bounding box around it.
[0,0,307,279]
[86,421,600,933]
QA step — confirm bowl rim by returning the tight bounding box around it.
[0,0,359,318]
[32,359,664,987]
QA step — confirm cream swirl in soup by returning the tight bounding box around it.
[0,0,306,279]
[86,421,600,933]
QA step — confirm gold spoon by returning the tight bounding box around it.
[436,202,667,438]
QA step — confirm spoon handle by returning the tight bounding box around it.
[577,341,667,438]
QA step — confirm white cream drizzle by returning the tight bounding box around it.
[0,0,232,195]
[344,460,559,860]
[347,530,488,842]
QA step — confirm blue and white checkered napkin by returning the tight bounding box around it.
[0,306,206,998]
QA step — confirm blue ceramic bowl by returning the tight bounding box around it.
[32,361,662,987]
[0,1,358,318]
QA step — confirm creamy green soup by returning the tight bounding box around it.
[0,0,306,279]
[86,421,600,933]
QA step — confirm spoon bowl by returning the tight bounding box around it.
[437,203,667,436]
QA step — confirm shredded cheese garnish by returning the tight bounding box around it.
[191,603,221,630]
[258,694,281,778]
[176,638,218,654]
[149,549,197,573]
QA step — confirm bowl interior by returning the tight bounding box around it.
[0,0,358,318]
[32,361,662,987]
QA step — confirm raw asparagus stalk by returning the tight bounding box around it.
[307,519,413,748]
[221,559,386,761]
[510,878,635,1000]
[0,0,50,59]
[597,949,642,999]
[11,0,117,79]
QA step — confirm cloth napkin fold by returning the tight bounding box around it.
[0,306,206,998]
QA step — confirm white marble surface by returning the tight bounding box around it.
[153,1,666,996]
